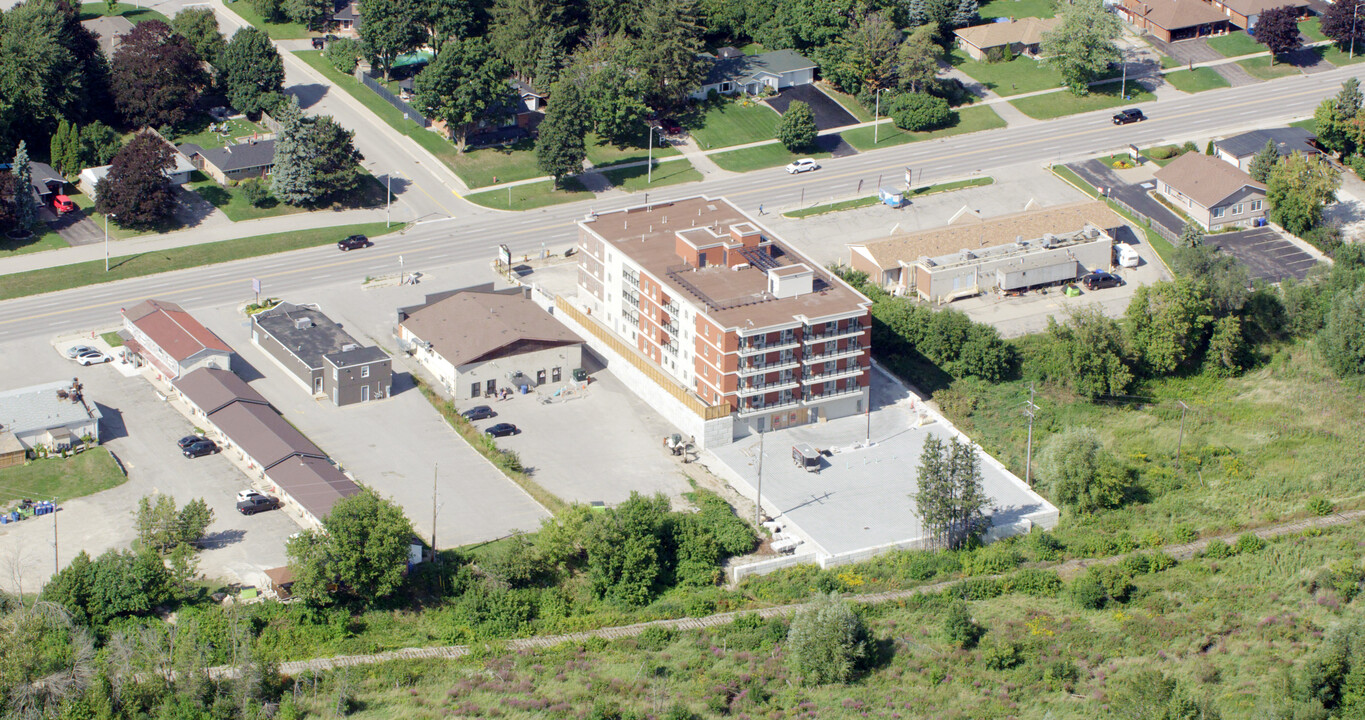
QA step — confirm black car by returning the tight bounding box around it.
[183,439,219,458]
[462,405,496,421]
[236,495,280,515]
[177,435,203,450]
[485,422,519,437]
[1081,271,1122,290]
[338,234,372,251]
[1112,108,1145,125]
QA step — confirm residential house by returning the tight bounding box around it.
[251,302,392,407]
[332,0,361,34]
[1213,127,1320,171]
[24,161,69,209]
[1202,0,1311,29]
[0,379,102,452]
[178,139,275,186]
[121,299,235,381]
[954,17,1063,61]
[690,50,817,99]
[398,285,584,399]
[80,152,196,201]
[848,201,1126,302]
[512,80,547,113]
[81,16,135,60]
[577,196,873,439]
[1154,151,1268,230]
[1118,0,1232,42]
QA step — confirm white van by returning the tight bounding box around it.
[1115,244,1139,268]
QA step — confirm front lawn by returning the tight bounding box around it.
[1009,81,1156,120]
[585,131,679,169]
[448,139,544,188]
[1236,56,1301,80]
[77,2,170,24]
[1299,16,1329,43]
[0,227,68,257]
[687,98,781,150]
[1318,44,1365,66]
[171,116,268,151]
[1207,31,1266,58]
[1163,66,1230,93]
[221,0,311,39]
[601,159,703,192]
[977,0,1058,20]
[949,48,1065,96]
[462,179,593,211]
[1051,165,1100,197]
[190,171,387,222]
[100,332,124,347]
[841,105,1007,150]
[708,143,833,173]
[0,448,126,505]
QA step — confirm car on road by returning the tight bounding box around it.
[485,422,519,437]
[236,495,280,515]
[462,405,496,421]
[1112,108,1145,125]
[183,439,219,458]
[785,158,820,174]
[64,345,97,359]
[1081,271,1122,290]
[338,235,372,251]
[76,350,112,366]
[177,435,205,450]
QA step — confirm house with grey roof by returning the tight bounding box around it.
[81,16,135,59]
[178,138,276,186]
[1154,152,1267,230]
[0,379,102,452]
[1213,127,1321,172]
[251,302,392,407]
[690,49,817,100]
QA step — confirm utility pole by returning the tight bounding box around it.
[754,429,765,525]
[873,88,882,145]
[1022,383,1039,486]
[430,464,437,562]
[865,404,871,447]
[53,498,58,574]
[1119,46,1128,99]
[1175,401,1189,462]
[386,173,392,228]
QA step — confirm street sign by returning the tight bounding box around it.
[904,169,912,186]
[251,278,261,294]
[498,244,512,267]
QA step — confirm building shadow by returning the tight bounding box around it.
[93,402,128,442]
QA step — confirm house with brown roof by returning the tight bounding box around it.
[397,285,584,399]
[954,17,1062,61]
[121,299,234,381]
[1153,152,1267,230]
[1118,0,1232,42]
[262,455,361,528]
[173,367,269,421]
[1202,0,1311,29]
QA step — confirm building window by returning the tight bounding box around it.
[1232,204,1243,215]
[1212,207,1225,218]
[471,383,480,398]
[552,367,561,382]
[332,367,338,380]
[361,365,370,378]
[1251,200,1262,212]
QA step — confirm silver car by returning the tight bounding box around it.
[64,345,97,359]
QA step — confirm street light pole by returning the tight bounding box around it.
[647,126,661,185]
[1352,0,1359,59]
[873,89,882,145]
[103,213,109,272]
[754,429,765,525]
[386,173,392,227]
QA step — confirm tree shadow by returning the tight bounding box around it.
[199,528,246,550]
[290,84,331,111]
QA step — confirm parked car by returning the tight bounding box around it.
[785,158,820,174]
[177,435,204,450]
[1081,271,1122,290]
[237,495,280,515]
[1112,108,1145,125]
[51,195,75,214]
[338,234,372,251]
[657,118,683,134]
[485,423,519,437]
[76,350,112,366]
[236,490,266,503]
[462,405,496,421]
[64,345,97,359]
[183,439,219,458]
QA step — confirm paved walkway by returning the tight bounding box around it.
[673,136,733,178]
[937,61,1041,127]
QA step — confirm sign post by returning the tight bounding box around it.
[251,278,261,305]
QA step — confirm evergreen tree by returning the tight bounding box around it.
[535,79,588,186]
[11,142,36,232]
[50,120,70,177]
[1179,221,1204,248]
[1248,140,1279,183]
[950,0,978,29]
[64,121,82,175]
[631,0,708,109]
[1340,76,1364,114]
[308,115,364,203]
[913,435,991,549]
[905,0,930,27]
[1205,139,1215,155]
[269,98,316,205]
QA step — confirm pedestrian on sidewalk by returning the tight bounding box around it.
[759,204,764,215]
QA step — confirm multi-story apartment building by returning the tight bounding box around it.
[577,196,872,436]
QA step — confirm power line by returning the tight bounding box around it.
[1021,383,1040,487]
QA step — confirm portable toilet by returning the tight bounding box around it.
[879,187,906,208]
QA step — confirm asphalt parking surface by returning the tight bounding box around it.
[1209,227,1319,282]
[765,84,859,130]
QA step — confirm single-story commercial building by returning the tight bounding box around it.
[1213,127,1321,172]
[1154,151,1267,230]
[173,367,269,420]
[0,379,102,452]
[690,49,817,99]
[251,302,392,407]
[179,139,275,186]
[262,455,361,529]
[81,16,135,59]
[1202,0,1311,29]
[397,285,584,399]
[121,298,235,381]
[210,400,326,474]
[1118,0,1232,42]
[953,17,1062,61]
[848,201,1125,302]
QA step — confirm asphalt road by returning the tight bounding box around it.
[1,66,1361,343]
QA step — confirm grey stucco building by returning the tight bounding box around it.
[251,303,392,407]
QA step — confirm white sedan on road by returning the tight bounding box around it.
[785,158,820,174]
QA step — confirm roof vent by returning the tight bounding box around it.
[1041,233,1056,248]
[294,318,313,330]
[341,343,359,352]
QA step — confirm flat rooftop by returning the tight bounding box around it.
[253,303,376,370]
[581,196,869,329]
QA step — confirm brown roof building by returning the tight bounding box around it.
[262,455,361,526]
[1203,0,1311,28]
[173,367,269,418]
[121,299,234,380]
[210,400,325,472]
[954,17,1061,61]
[1154,152,1267,230]
[1118,0,1231,42]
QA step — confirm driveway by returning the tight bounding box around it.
[1208,227,1320,282]
[1147,36,1221,66]
[46,208,104,247]
[1067,159,1185,236]
[764,84,859,131]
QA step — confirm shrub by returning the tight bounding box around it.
[981,640,1024,670]
[942,600,985,648]
[1002,568,1063,597]
[888,92,955,131]
[962,542,1023,575]
[1147,145,1178,160]
[956,577,1005,600]
[785,593,869,685]
[1181,140,1199,154]
[1302,225,1343,255]
[1026,530,1065,561]
[1235,533,1267,554]
[1307,495,1335,516]
[1201,538,1235,559]
[324,37,361,74]
[636,626,674,651]
[776,100,818,152]
[689,488,757,557]
[1173,525,1199,543]
[239,178,271,207]
[1037,427,1133,513]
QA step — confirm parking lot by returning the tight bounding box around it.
[1209,226,1320,282]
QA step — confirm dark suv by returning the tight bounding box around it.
[1112,108,1145,125]
[1081,271,1122,290]
[183,439,219,458]
[237,495,280,515]
[338,234,372,251]
[462,405,496,421]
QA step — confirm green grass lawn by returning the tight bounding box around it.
[100,331,123,347]
[977,0,1058,19]
[783,177,994,218]
[1009,81,1156,120]
[1051,164,1101,197]
[0,227,68,258]
[1163,66,1231,93]
[687,99,781,150]
[449,139,544,188]
[221,0,311,39]
[462,179,593,211]
[841,106,1007,150]
[171,116,268,150]
[949,48,1065,96]
[584,131,679,169]
[1237,56,1301,80]
[190,171,386,222]
[77,2,170,24]
[0,448,126,505]
[816,82,876,123]
[602,159,703,192]
[0,222,396,301]
[1299,16,1329,43]
[1290,117,1317,133]
[1207,31,1266,58]
[709,143,832,173]
[1318,44,1365,66]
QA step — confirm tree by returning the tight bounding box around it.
[630,0,708,109]
[1171,244,1250,317]
[10,141,36,232]
[41,548,171,629]
[830,11,901,94]
[111,20,207,129]
[950,0,978,28]
[95,131,176,229]
[411,37,513,152]
[1248,139,1279,183]
[0,172,16,231]
[1037,307,1135,397]
[1126,278,1213,374]
[79,122,123,167]
[1179,220,1204,248]
[270,98,314,204]
[50,119,71,177]
[283,0,333,30]
[582,61,650,146]
[1041,0,1121,95]
[535,79,588,186]
[888,91,953,131]
[1204,315,1247,377]
[584,492,670,606]
[171,7,225,65]
[1340,75,1365,115]
[418,0,477,54]
[896,23,941,94]
[777,101,818,151]
[1254,6,1304,62]
[358,0,427,79]
[489,0,575,81]
[309,115,365,203]
[249,0,285,22]
[287,490,415,603]
[913,435,991,550]
[1037,427,1132,513]
[1322,283,1365,377]
[61,121,82,176]
[1322,0,1365,52]
[942,600,984,648]
[1266,151,1341,236]
[217,27,284,116]
[325,37,363,74]
[785,593,869,685]
[1314,97,1358,157]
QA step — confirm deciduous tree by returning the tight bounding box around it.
[286,491,415,603]
[358,0,427,79]
[1041,0,1121,95]
[94,132,176,228]
[1036,307,1135,397]
[418,0,477,53]
[283,0,333,30]
[1037,427,1133,513]
[1322,0,1365,51]
[111,20,207,129]
[776,100,818,151]
[1266,151,1341,235]
[535,78,589,186]
[584,492,669,606]
[583,63,650,146]
[80,121,123,167]
[217,27,284,116]
[412,37,513,152]
[830,11,901,94]
[786,593,869,685]
[1254,5,1304,62]
[896,23,941,94]
[1125,278,1213,374]
[171,7,225,65]
[1322,283,1365,377]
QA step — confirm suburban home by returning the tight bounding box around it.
[1154,152,1268,230]
[848,201,1126,302]
[332,0,361,34]
[953,17,1063,61]
[251,302,392,407]
[80,152,196,201]
[121,298,235,381]
[1202,0,1311,29]
[80,16,135,60]
[173,367,269,420]
[512,80,547,113]
[397,285,584,400]
[1118,0,1232,42]
[690,49,817,99]
[25,161,69,208]
[1213,127,1321,171]
[0,379,102,453]
[178,139,276,186]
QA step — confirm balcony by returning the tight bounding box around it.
[803,324,865,344]
[738,336,800,357]
[737,356,800,376]
[736,378,800,398]
[663,321,679,335]
[624,272,639,289]
[800,365,865,385]
[803,385,864,404]
[664,300,680,316]
[802,344,864,364]
[737,395,801,417]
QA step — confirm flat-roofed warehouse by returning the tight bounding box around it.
[847,201,1127,303]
